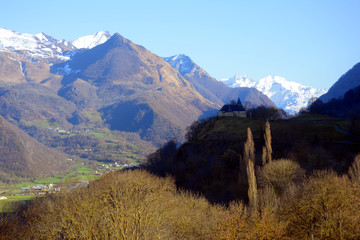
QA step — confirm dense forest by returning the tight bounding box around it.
[1,113,360,239]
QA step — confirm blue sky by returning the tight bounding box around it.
[1,0,360,89]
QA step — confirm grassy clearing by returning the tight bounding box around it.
[84,131,106,138]
[198,115,352,146]
[27,120,61,129]
[82,111,103,123]
[75,164,95,174]
[295,113,337,121]
[294,113,349,130]
[199,117,263,140]
[61,164,100,182]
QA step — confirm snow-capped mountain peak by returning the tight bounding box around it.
[219,75,256,88]
[0,27,75,60]
[220,75,328,114]
[163,54,197,75]
[71,31,112,49]
[0,27,113,61]
[0,27,42,51]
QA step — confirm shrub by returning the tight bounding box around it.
[218,201,287,240]
[257,159,305,195]
[0,170,226,240]
[282,171,360,239]
[348,153,360,186]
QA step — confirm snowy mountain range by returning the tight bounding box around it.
[0,27,326,114]
[163,54,276,108]
[220,75,328,114]
[0,27,112,61]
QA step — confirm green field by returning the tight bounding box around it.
[0,195,36,212]
[0,164,102,213]
[0,161,127,210]
[84,131,106,138]
[23,119,61,129]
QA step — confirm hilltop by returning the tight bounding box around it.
[146,113,359,203]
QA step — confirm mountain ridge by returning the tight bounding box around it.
[319,62,360,102]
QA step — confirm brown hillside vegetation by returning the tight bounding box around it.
[0,52,26,83]
[0,170,227,240]
[0,51,63,86]
[1,166,360,239]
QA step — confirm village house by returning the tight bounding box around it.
[218,98,247,118]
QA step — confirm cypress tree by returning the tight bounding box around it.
[262,146,267,166]
[264,121,272,163]
[244,127,257,210]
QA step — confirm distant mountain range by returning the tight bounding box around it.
[219,75,327,114]
[0,27,358,181]
[0,27,336,116]
[0,28,277,150]
[0,27,285,112]
[163,54,276,109]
